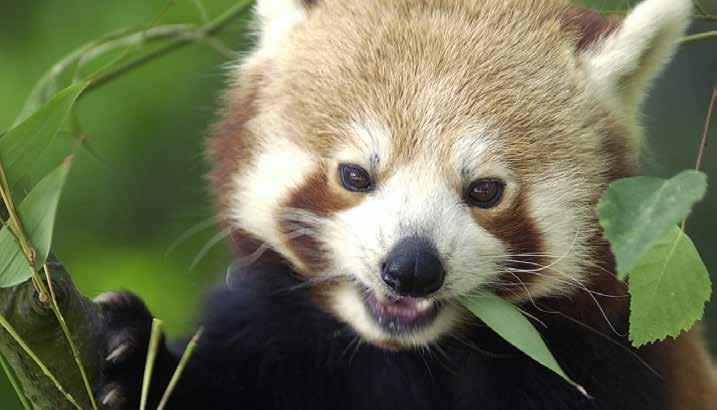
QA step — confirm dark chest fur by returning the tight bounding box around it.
[157,264,666,410]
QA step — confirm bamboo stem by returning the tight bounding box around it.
[0,351,31,410]
[157,327,204,410]
[44,264,99,410]
[84,0,253,94]
[0,312,81,409]
[140,319,164,410]
[682,30,717,44]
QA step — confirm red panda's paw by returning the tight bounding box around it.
[93,291,157,410]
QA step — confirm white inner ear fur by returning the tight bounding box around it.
[581,0,691,116]
[255,0,308,56]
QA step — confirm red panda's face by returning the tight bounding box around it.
[209,0,690,348]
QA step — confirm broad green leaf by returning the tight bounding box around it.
[0,160,72,287]
[628,225,711,347]
[460,294,588,396]
[598,171,707,279]
[0,82,87,201]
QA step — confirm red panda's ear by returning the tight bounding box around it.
[255,0,316,55]
[572,0,691,114]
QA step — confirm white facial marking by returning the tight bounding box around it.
[325,123,511,346]
[230,137,316,262]
[522,171,594,299]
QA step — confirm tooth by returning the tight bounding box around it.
[416,300,433,311]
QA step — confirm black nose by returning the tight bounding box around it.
[381,237,445,297]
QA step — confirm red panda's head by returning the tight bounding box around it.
[208,0,691,348]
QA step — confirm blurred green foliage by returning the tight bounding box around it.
[0,1,715,408]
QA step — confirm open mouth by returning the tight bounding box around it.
[364,290,441,334]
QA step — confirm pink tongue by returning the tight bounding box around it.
[388,296,419,308]
[378,296,424,321]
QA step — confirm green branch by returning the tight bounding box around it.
[682,30,717,44]
[0,351,31,410]
[0,312,81,409]
[44,265,98,410]
[0,264,105,409]
[85,0,253,94]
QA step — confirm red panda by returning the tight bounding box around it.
[94,0,717,409]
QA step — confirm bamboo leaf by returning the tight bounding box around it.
[460,294,588,396]
[1,83,87,201]
[0,160,72,287]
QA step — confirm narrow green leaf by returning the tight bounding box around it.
[628,226,712,347]
[598,171,708,279]
[0,160,72,287]
[460,294,588,396]
[0,83,87,200]
[0,231,32,289]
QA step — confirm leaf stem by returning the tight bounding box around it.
[191,0,210,23]
[0,162,35,268]
[0,312,81,409]
[695,86,716,172]
[43,263,98,410]
[600,9,717,22]
[157,327,204,410]
[682,31,717,44]
[140,319,164,410]
[0,160,49,302]
[0,350,32,410]
[85,0,253,94]
[694,0,709,16]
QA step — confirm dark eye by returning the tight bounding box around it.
[465,179,504,208]
[339,164,373,192]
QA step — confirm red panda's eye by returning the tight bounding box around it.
[339,164,373,192]
[466,179,504,208]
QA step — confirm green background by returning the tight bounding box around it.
[0,1,715,408]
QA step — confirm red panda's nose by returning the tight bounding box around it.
[380,237,445,298]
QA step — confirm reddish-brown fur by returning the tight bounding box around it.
[205,1,716,407]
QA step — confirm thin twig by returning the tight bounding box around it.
[696,86,716,171]
[0,313,81,409]
[85,0,253,94]
[157,327,204,410]
[682,31,717,44]
[0,160,48,302]
[0,162,35,269]
[192,0,210,23]
[0,351,32,410]
[694,0,709,16]
[140,319,164,410]
[600,9,717,21]
[43,264,98,410]
[72,25,196,83]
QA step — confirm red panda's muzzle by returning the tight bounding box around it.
[364,290,441,334]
